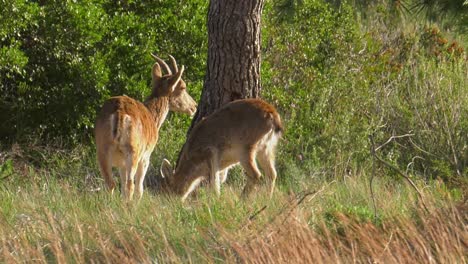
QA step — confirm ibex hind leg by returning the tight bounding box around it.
[240,151,262,198]
[97,148,116,193]
[134,158,150,201]
[257,148,277,198]
[124,152,139,201]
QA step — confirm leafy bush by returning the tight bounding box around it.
[0,0,465,183]
[261,0,466,182]
[262,0,372,178]
[0,0,207,142]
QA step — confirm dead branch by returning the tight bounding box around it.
[249,205,267,221]
[369,134,378,222]
[375,133,415,152]
[280,186,327,225]
[369,134,429,212]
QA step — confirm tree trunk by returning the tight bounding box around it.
[189,0,265,130]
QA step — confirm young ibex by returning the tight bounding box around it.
[95,54,197,200]
[160,99,283,201]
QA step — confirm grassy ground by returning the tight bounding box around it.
[0,144,465,263]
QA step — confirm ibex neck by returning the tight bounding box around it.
[144,96,170,130]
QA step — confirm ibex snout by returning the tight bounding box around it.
[188,104,197,117]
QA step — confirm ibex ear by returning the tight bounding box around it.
[160,159,173,179]
[168,65,185,93]
[152,62,162,80]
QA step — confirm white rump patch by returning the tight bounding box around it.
[116,114,133,145]
[123,114,132,129]
[258,129,279,153]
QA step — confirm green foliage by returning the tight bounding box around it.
[263,0,372,178]
[261,0,467,183]
[0,0,207,142]
[0,0,465,183]
[0,159,14,179]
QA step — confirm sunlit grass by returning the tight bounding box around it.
[0,149,464,262]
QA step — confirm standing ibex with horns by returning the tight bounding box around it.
[95,54,197,201]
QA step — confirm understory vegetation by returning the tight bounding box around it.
[0,143,465,262]
[0,0,467,262]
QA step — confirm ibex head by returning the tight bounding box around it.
[151,54,197,116]
[157,158,179,194]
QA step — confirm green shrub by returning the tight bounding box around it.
[261,0,466,182]
[0,0,207,142]
[0,0,465,183]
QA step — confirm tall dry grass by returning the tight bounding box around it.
[0,142,465,263]
[221,200,467,263]
[0,184,465,263]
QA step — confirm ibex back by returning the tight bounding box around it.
[95,55,197,201]
[161,99,282,201]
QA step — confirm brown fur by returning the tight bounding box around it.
[97,96,161,144]
[95,55,197,201]
[161,98,282,201]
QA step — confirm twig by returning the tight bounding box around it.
[406,156,424,175]
[296,191,315,206]
[241,186,329,246]
[369,134,378,222]
[369,133,429,214]
[280,187,326,225]
[380,232,394,258]
[375,133,415,152]
[409,137,435,156]
[248,205,267,221]
[442,108,462,177]
[370,135,429,212]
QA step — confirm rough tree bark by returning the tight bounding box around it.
[189,0,265,131]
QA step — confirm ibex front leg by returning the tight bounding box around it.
[135,157,150,200]
[207,148,222,196]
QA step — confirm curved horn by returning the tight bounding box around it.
[168,55,178,73]
[151,53,172,75]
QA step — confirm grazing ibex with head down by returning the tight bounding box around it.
[160,98,282,202]
[95,54,197,200]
